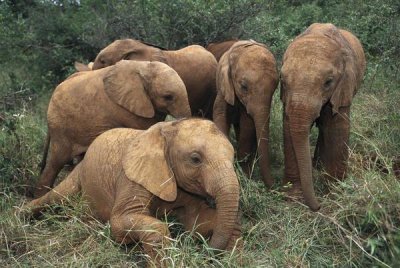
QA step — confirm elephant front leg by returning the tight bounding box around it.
[237,110,256,178]
[313,118,324,170]
[318,105,351,180]
[110,212,171,267]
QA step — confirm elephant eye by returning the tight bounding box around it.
[323,78,333,89]
[163,94,174,101]
[190,152,202,165]
[240,82,248,92]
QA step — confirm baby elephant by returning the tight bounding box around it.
[213,40,279,187]
[281,23,366,211]
[25,119,241,266]
[35,60,191,197]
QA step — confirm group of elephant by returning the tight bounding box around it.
[23,23,366,265]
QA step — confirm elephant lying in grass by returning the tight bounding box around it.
[213,40,279,187]
[25,119,242,266]
[35,60,191,197]
[92,39,218,118]
[280,23,366,211]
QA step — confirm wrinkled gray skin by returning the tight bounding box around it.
[281,23,366,211]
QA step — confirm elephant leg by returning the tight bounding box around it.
[34,139,73,197]
[318,106,351,180]
[283,111,302,196]
[110,212,171,266]
[24,163,81,217]
[170,191,242,251]
[313,118,324,170]
[203,90,217,120]
[237,110,256,178]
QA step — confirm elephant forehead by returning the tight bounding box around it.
[175,120,233,150]
[287,37,339,58]
[282,55,336,79]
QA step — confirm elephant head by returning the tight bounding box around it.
[217,40,278,186]
[123,119,240,250]
[280,23,365,211]
[103,60,191,119]
[93,39,167,70]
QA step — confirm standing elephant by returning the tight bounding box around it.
[280,23,366,211]
[213,40,279,187]
[25,119,241,266]
[35,60,191,197]
[206,39,238,62]
[92,39,217,118]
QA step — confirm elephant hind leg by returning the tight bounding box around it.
[34,139,73,197]
[39,132,50,174]
[24,164,82,217]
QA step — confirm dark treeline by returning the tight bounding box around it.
[0,0,399,106]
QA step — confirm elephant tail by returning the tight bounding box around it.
[39,132,50,174]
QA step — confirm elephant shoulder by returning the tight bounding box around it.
[84,128,142,171]
[91,128,142,151]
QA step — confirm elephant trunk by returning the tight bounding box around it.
[252,107,273,187]
[205,163,240,250]
[287,110,320,211]
[170,101,192,119]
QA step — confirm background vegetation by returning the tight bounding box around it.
[1,0,399,266]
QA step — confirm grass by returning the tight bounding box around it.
[0,60,399,267]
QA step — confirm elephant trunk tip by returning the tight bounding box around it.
[306,200,321,212]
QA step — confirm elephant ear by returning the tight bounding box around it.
[103,60,155,118]
[217,51,235,105]
[328,32,358,114]
[122,122,177,202]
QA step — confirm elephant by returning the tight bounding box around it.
[206,39,238,62]
[213,40,279,187]
[24,119,241,266]
[35,60,191,198]
[280,23,366,211]
[92,39,218,118]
